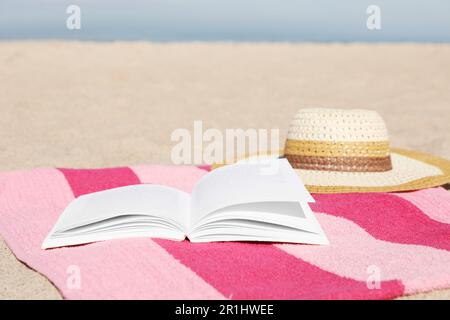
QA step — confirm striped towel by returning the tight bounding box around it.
[1,165,450,299]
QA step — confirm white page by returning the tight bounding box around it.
[50,184,190,233]
[190,201,319,234]
[190,159,314,227]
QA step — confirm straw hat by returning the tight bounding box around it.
[284,108,450,193]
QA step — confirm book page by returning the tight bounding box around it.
[51,184,191,233]
[189,159,313,227]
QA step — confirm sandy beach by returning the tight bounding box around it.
[0,41,449,299]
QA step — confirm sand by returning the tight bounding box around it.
[0,41,449,299]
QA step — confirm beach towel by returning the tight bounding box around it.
[1,165,450,299]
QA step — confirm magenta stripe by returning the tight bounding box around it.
[197,165,212,172]
[154,239,403,299]
[58,167,140,196]
[312,193,450,251]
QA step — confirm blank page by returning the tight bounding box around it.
[51,184,190,232]
[190,159,313,226]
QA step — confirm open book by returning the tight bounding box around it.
[42,159,328,249]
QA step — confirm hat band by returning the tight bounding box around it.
[284,139,390,158]
[285,154,393,172]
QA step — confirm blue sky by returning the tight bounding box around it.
[0,0,449,41]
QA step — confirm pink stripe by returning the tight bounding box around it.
[57,167,224,299]
[312,193,450,251]
[154,239,403,299]
[278,213,450,294]
[132,165,403,299]
[395,188,450,224]
[0,168,75,256]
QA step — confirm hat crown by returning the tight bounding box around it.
[287,108,389,142]
[285,108,392,172]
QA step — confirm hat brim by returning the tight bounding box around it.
[297,148,450,193]
[211,148,450,194]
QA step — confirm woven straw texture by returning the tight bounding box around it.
[280,108,450,190]
[305,148,450,193]
[285,108,394,173]
[284,140,390,158]
[287,108,389,142]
